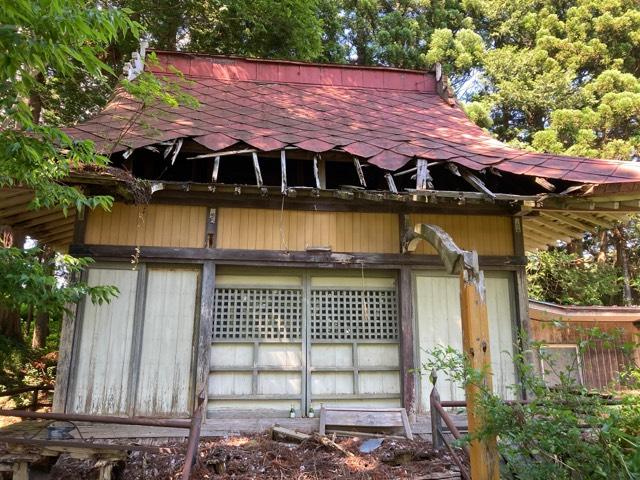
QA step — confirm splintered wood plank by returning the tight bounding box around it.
[319,406,413,439]
[325,410,403,428]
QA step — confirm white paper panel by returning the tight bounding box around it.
[358,344,399,367]
[257,372,301,395]
[359,372,401,394]
[211,343,254,367]
[311,344,352,367]
[258,343,302,367]
[311,372,354,395]
[208,372,253,396]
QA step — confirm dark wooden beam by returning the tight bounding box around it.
[150,191,517,216]
[399,266,416,416]
[69,244,527,269]
[195,261,215,412]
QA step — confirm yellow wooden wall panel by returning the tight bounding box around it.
[217,208,400,253]
[409,214,513,256]
[85,203,206,248]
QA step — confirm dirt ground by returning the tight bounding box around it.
[43,434,464,479]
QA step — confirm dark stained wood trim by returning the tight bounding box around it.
[69,245,527,269]
[511,216,531,398]
[196,262,215,413]
[205,208,217,248]
[511,216,525,257]
[127,264,148,416]
[511,217,530,339]
[149,191,517,216]
[399,267,416,417]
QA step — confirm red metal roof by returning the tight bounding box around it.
[64,51,640,184]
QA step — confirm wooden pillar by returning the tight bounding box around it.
[399,266,416,416]
[512,216,538,385]
[405,223,500,479]
[195,261,215,417]
[460,269,500,480]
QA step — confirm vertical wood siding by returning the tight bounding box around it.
[409,214,514,256]
[85,203,206,248]
[69,268,138,414]
[217,208,400,253]
[415,272,517,410]
[531,320,638,389]
[135,268,199,416]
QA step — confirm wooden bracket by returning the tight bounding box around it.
[211,156,220,183]
[353,157,367,188]
[280,150,287,194]
[252,152,263,187]
[416,159,433,190]
[385,173,398,193]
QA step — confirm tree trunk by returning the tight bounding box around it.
[0,308,22,342]
[596,229,608,264]
[613,225,633,306]
[28,72,45,124]
[0,225,23,342]
[31,312,49,349]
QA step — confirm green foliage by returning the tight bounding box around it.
[0,247,119,317]
[468,0,640,156]
[527,249,620,305]
[186,0,324,61]
[0,0,139,212]
[422,334,640,479]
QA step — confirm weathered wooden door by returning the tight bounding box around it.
[68,265,199,417]
[414,271,518,410]
[208,268,401,417]
[68,267,139,414]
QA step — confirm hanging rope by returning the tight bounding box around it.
[279,194,289,252]
[360,261,369,323]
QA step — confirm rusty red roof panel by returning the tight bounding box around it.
[62,51,640,185]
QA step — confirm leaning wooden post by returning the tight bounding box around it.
[429,370,443,451]
[458,252,499,480]
[406,222,499,480]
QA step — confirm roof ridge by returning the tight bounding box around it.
[148,49,436,75]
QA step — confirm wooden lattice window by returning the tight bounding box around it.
[213,288,302,340]
[310,289,398,341]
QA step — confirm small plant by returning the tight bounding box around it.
[420,330,640,479]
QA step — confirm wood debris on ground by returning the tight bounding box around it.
[34,432,465,479]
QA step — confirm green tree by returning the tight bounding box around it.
[429,0,640,306]
[341,0,485,72]
[0,1,141,387]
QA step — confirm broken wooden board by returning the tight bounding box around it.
[272,426,354,457]
[271,426,310,443]
[319,406,413,440]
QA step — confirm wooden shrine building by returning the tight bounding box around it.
[3,50,640,420]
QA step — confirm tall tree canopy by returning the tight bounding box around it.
[5,0,640,306]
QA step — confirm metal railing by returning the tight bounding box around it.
[0,390,206,480]
[429,370,471,480]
